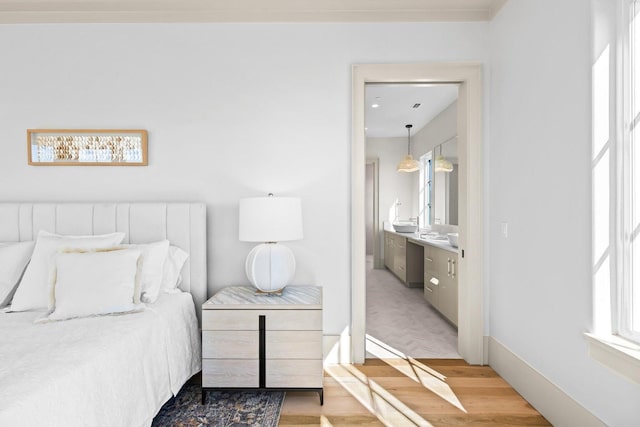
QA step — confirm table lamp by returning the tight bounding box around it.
[239,194,303,293]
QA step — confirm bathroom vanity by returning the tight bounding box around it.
[383,228,459,326]
[423,243,458,327]
[383,230,424,287]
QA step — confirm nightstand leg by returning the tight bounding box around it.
[201,389,206,405]
[319,389,324,405]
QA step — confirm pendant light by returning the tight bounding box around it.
[397,124,419,173]
[434,144,454,173]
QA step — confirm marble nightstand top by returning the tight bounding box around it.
[203,285,322,310]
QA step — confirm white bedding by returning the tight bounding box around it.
[0,292,202,427]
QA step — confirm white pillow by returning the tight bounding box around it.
[42,249,143,322]
[0,241,35,307]
[125,240,170,304]
[161,245,189,293]
[11,231,125,311]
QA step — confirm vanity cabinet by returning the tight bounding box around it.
[384,233,393,269]
[384,231,406,282]
[392,234,407,282]
[384,231,423,287]
[424,244,458,326]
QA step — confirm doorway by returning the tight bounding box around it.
[365,83,461,359]
[351,63,484,365]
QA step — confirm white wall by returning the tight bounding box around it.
[489,0,640,425]
[0,22,488,335]
[410,100,458,226]
[412,100,458,158]
[365,136,413,263]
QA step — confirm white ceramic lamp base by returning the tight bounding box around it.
[245,243,296,293]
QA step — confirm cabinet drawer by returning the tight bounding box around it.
[203,309,322,331]
[424,281,437,305]
[266,359,323,388]
[266,331,322,359]
[424,253,436,274]
[202,331,258,359]
[202,359,258,387]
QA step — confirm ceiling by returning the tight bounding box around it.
[365,84,458,138]
[0,0,507,24]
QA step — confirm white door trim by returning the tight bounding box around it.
[351,63,484,364]
[366,157,381,268]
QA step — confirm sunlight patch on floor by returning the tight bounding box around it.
[366,334,466,413]
[320,415,334,426]
[325,363,433,427]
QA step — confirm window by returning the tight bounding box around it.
[620,0,640,343]
[587,0,640,381]
[419,152,433,229]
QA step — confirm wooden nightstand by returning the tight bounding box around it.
[201,285,323,404]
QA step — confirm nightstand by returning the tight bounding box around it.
[201,285,323,404]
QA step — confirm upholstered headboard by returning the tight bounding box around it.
[0,202,207,321]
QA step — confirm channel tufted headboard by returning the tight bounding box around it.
[0,202,207,322]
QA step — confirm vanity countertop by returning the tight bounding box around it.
[384,227,458,254]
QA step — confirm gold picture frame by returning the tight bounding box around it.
[28,129,148,166]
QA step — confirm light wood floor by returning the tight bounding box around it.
[280,358,551,427]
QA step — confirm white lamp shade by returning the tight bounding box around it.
[239,197,303,242]
[435,156,454,173]
[397,155,420,172]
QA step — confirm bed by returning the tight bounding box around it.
[0,202,207,427]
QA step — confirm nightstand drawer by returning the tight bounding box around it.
[266,359,323,388]
[203,309,322,331]
[266,331,322,359]
[265,310,322,330]
[202,359,259,387]
[202,331,258,359]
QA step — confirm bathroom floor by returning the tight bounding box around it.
[366,255,460,358]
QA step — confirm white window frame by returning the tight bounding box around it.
[619,0,640,344]
[419,151,433,229]
[586,0,640,383]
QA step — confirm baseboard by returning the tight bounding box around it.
[483,335,489,364]
[488,337,604,427]
[323,334,351,365]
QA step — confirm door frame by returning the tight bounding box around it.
[351,63,484,364]
[365,157,381,268]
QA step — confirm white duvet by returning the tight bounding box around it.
[0,292,202,427]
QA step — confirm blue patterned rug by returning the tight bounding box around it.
[152,385,284,427]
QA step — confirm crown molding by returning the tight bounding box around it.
[0,0,508,24]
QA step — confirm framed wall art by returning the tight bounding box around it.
[27,129,148,166]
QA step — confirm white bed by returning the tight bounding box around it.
[0,202,207,427]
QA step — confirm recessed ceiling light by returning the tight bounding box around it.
[371,104,379,108]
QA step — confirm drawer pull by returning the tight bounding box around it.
[451,260,456,278]
[425,257,433,262]
[425,287,433,293]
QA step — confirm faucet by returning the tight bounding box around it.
[394,201,402,223]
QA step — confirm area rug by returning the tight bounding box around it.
[152,384,284,427]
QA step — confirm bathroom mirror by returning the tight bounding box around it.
[432,138,458,226]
